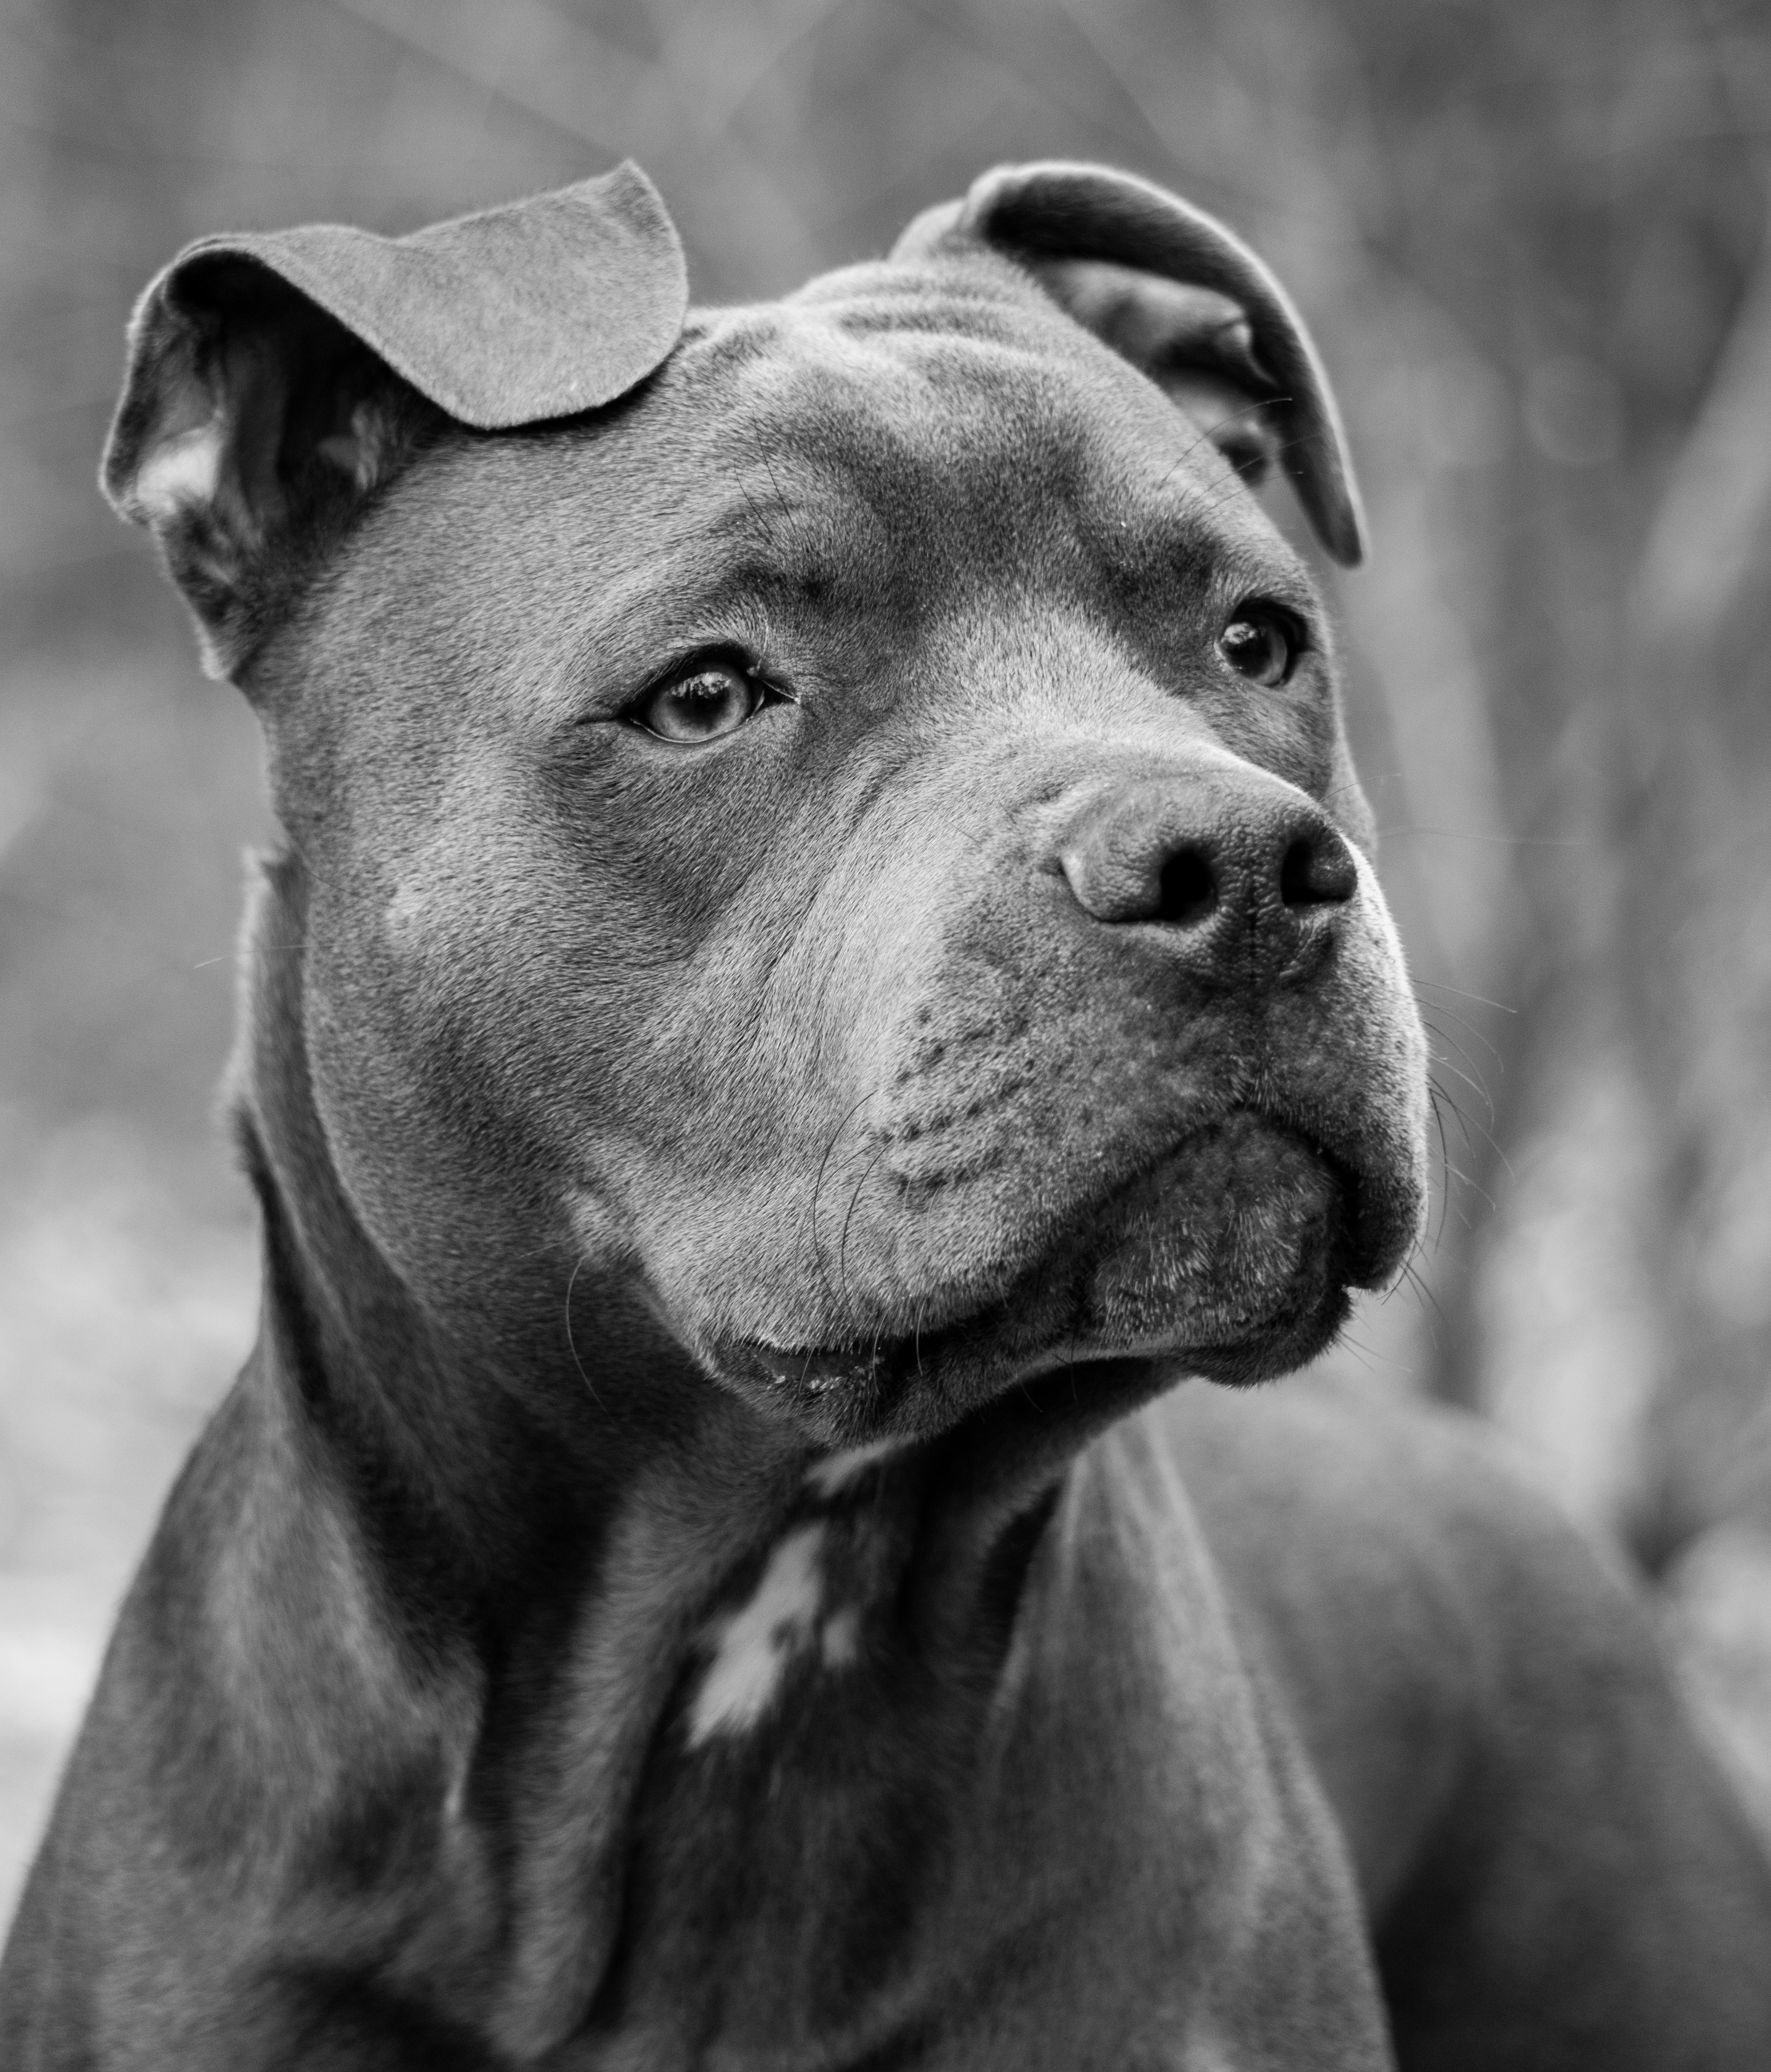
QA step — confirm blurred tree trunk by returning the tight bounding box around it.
[1323,0,1657,1428]
[1620,189,1771,1571]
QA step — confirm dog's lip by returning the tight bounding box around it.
[721,1104,1371,1410]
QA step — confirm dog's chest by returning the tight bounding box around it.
[559,1436,1390,2069]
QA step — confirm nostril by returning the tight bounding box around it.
[1280,831,1357,908]
[1159,846,1218,927]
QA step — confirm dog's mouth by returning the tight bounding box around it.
[710,1107,1378,1443]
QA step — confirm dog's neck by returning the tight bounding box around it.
[219,846,1168,2057]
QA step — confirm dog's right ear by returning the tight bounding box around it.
[896,163,1364,565]
[103,161,687,680]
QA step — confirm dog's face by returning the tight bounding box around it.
[107,164,1427,1447]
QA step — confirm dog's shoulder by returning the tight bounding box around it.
[1154,1364,1629,1608]
[1150,1371,1684,1803]
[1081,1378,1616,1908]
[1141,1372,1771,2046]
[1169,1379,1603,1828]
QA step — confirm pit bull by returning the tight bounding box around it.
[3,159,1768,2070]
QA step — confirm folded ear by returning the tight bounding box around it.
[894,162,1365,566]
[103,160,688,677]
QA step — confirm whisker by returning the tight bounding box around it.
[1426,1087,1453,1247]
[1429,1076,1510,1186]
[1390,1257,1446,1351]
[837,1140,893,1311]
[563,1253,604,1410]
[1414,978,1519,1016]
[1421,1017,1501,1104]
[759,448,793,526]
[724,460,784,553]
[1428,1049,1496,1127]
[810,1088,884,1304]
[1417,995,1508,1066]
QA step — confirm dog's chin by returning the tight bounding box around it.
[711,1111,1365,1447]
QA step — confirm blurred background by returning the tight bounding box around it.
[4,0,1771,1919]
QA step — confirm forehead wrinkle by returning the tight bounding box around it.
[543,393,913,689]
[1077,404,1312,609]
[678,278,1217,575]
[688,295,1093,509]
[1100,490,1311,609]
[531,501,896,723]
[671,278,1276,559]
[528,283,1317,721]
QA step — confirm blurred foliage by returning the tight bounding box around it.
[3,0,1771,1897]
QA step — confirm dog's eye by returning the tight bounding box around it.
[631,661,762,743]
[1218,606,1303,688]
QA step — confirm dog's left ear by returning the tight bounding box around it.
[895,162,1365,565]
[103,161,687,677]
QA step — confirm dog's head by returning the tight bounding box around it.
[105,161,1427,1448]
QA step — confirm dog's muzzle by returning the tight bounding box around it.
[680,756,1427,1446]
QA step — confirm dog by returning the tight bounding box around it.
[3,158,1768,2070]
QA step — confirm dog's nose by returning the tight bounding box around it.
[1056,773,1357,978]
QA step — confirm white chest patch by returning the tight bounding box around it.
[804,1435,903,1499]
[687,1521,860,1745]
